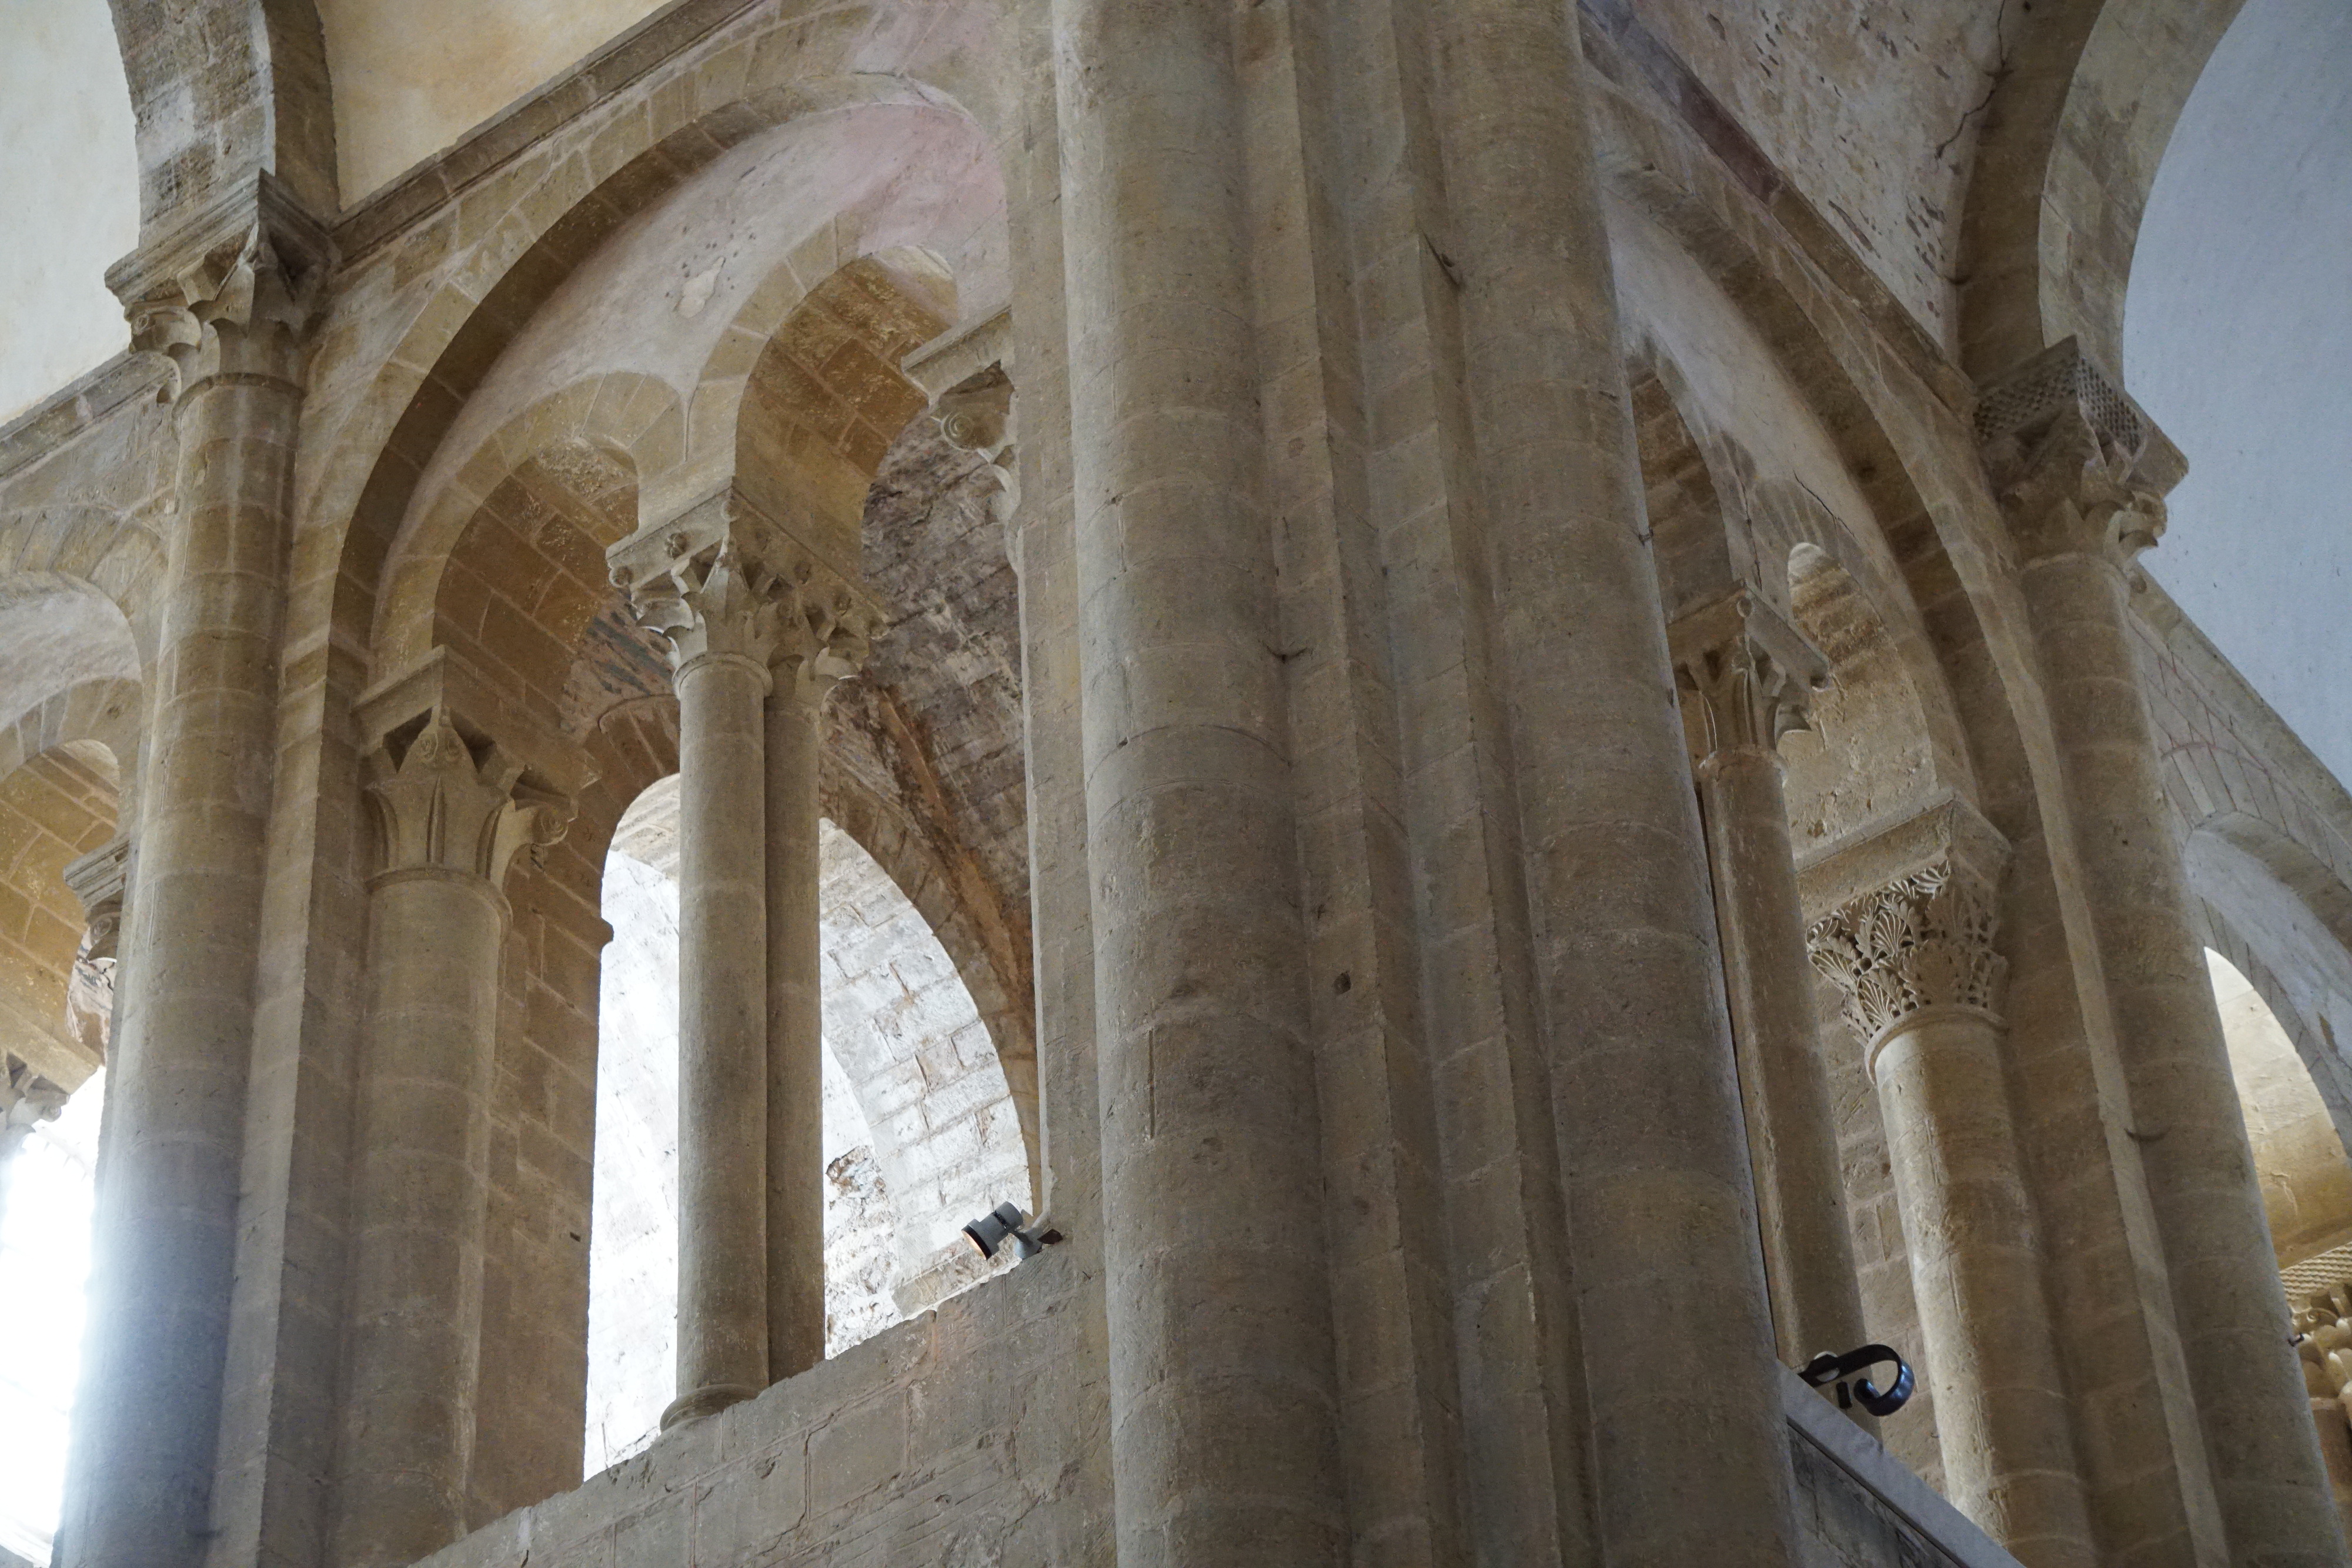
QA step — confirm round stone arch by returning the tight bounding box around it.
[1954,0,2251,380]
[305,52,1011,669]
[371,371,683,678]
[2183,817,2352,1272]
[0,509,168,666]
[1621,333,1749,620]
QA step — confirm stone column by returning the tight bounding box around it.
[620,535,777,1425]
[763,587,867,1383]
[62,178,330,1568]
[1809,847,2096,1567]
[332,676,577,1568]
[1052,2,1346,1560]
[1981,340,2346,1563]
[1425,3,1798,1561]
[1672,593,1869,1373]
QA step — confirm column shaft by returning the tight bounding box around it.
[333,869,505,1566]
[1429,3,1798,1560]
[669,650,771,1425]
[67,322,300,1568]
[1873,1007,2094,1566]
[1053,0,1345,1559]
[1812,857,2096,1564]
[1697,745,1869,1368]
[2023,546,2344,1562]
[764,683,826,1381]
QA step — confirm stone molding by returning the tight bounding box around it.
[62,836,131,963]
[355,651,590,888]
[104,172,335,397]
[1669,589,1829,757]
[1978,338,2180,572]
[1806,859,2007,1063]
[609,488,880,698]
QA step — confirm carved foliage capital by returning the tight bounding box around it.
[365,710,572,890]
[1977,340,2173,572]
[1671,591,1829,757]
[610,494,882,696]
[108,175,333,397]
[1986,406,2169,571]
[1806,860,2006,1052]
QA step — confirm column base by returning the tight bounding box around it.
[660,1383,762,1429]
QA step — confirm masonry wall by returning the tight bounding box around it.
[414,1252,1111,1568]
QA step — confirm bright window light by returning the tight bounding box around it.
[0,1068,104,1566]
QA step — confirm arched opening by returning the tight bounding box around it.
[2209,948,2352,1272]
[583,772,1027,1473]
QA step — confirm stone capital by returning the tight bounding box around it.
[1978,338,2181,571]
[1669,589,1829,758]
[608,487,882,694]
[62,837,131,964]
[1807,862,2007,1066]
[105,172,335,398]
[931,362,1023,574]
[1801,798,2012,1062]
[356,652,592,888]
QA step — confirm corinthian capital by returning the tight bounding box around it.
[1670,590,1829,757]
[105,173,334,397]
[1978,338,2180,571]
[608,487,883,693]
[1807,860,2006,1059]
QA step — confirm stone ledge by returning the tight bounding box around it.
[1782,1365,2023,1568]
[0,352,168,483]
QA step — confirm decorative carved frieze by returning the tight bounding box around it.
[1670,589,1830,757]
[104,173,335,397]
[608,487,881,699]
[1807,860,2006,1057]
[1977,337,2180,572]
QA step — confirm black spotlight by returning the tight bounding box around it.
[1800,1344,1915,1417]
[962,1201,1058,1261]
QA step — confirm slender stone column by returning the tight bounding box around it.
[331,686,576,1568]
[1425,4,1798,1561]
[1052,2,1345,1559]
[1981,340,2346,1563]
[763,591,866,1383]
[1810,855,2096,1567]
[617,536,781,1425]
[1672,593,1868,1373]
[62,178,329,1568]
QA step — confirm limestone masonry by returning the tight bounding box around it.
[1,1,2348,1565]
